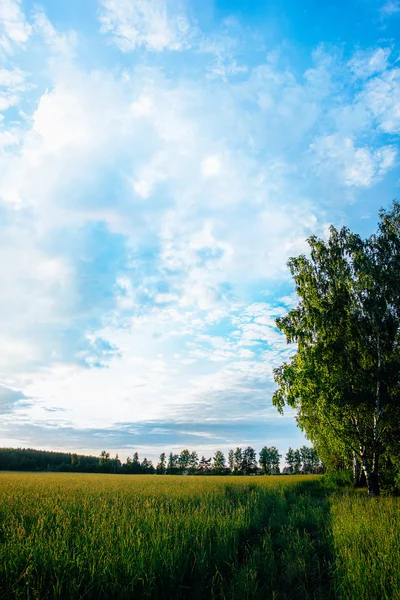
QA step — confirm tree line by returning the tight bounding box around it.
[0,445,323,475]
[0,448,100,473]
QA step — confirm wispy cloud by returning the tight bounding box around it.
[348,48,391,79]
[99,0,195,52]
[0,0,31,55]
[380,0,400,18]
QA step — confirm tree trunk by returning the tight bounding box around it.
[361,453,380,498]
[363,334,381,498]
[365,468,380,497]
[353,452,362,487]
[371,377,381,497]
[371,451,380,497]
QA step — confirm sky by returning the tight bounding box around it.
[0,0,400,465]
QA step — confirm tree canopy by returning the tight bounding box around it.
[273,201,400,496]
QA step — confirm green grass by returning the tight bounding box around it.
[330,491,400,600]
[0,473,398,599]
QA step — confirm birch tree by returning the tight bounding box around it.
[273,202,400,497]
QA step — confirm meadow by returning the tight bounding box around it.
[0,473,398,600]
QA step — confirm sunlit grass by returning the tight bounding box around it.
[0,472,398,599]
[331,492,400,600]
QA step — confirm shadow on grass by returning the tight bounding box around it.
[125,480,336,600]
[218,480,336,600]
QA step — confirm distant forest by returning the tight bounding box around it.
[0,445,323,476]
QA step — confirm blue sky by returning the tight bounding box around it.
[0,0,399,464]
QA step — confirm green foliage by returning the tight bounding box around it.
[259,446,281,474]
[156,452,166,475]
[198,455,212,474]
[241,446,258,474]
[0,445,325,479]
[228,449,234,472]
[167,452,179,474]
[233,447,243,474]
[321,470,353,489]
[0,447,101,472]
[285,447,295,474]
[178,449,191,472]
[140,457,155,474]
[294,449,302,475]
[212,450,226,474]
[274,201,400,496]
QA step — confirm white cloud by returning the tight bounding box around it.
[99,0,194,52]
[310,135,396,187]
[32,87,92,153]
[0,66,29,112]
[180,282,220,311]
[278,295,297,308]
[0,335,39,372]
[359,68,400,134]
[0,223,74,374]
[154,293,179,304]
[380,0,400,17]
[207,57,248,81]
[201,155,221,178]
[330,54,400,138]
[33,9,77,58]
[349,48,391,79]
[0,130,18,147]
[0,0,31,54]
[130,95,153,117]
[0,66,27,88]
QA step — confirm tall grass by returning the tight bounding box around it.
[0,473,398,599]
[330,492,400,600]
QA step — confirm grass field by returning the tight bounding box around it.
[0,473,398,599]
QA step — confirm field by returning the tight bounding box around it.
[0,473,399,599]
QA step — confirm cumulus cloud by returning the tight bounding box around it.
[310,135,396,187]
